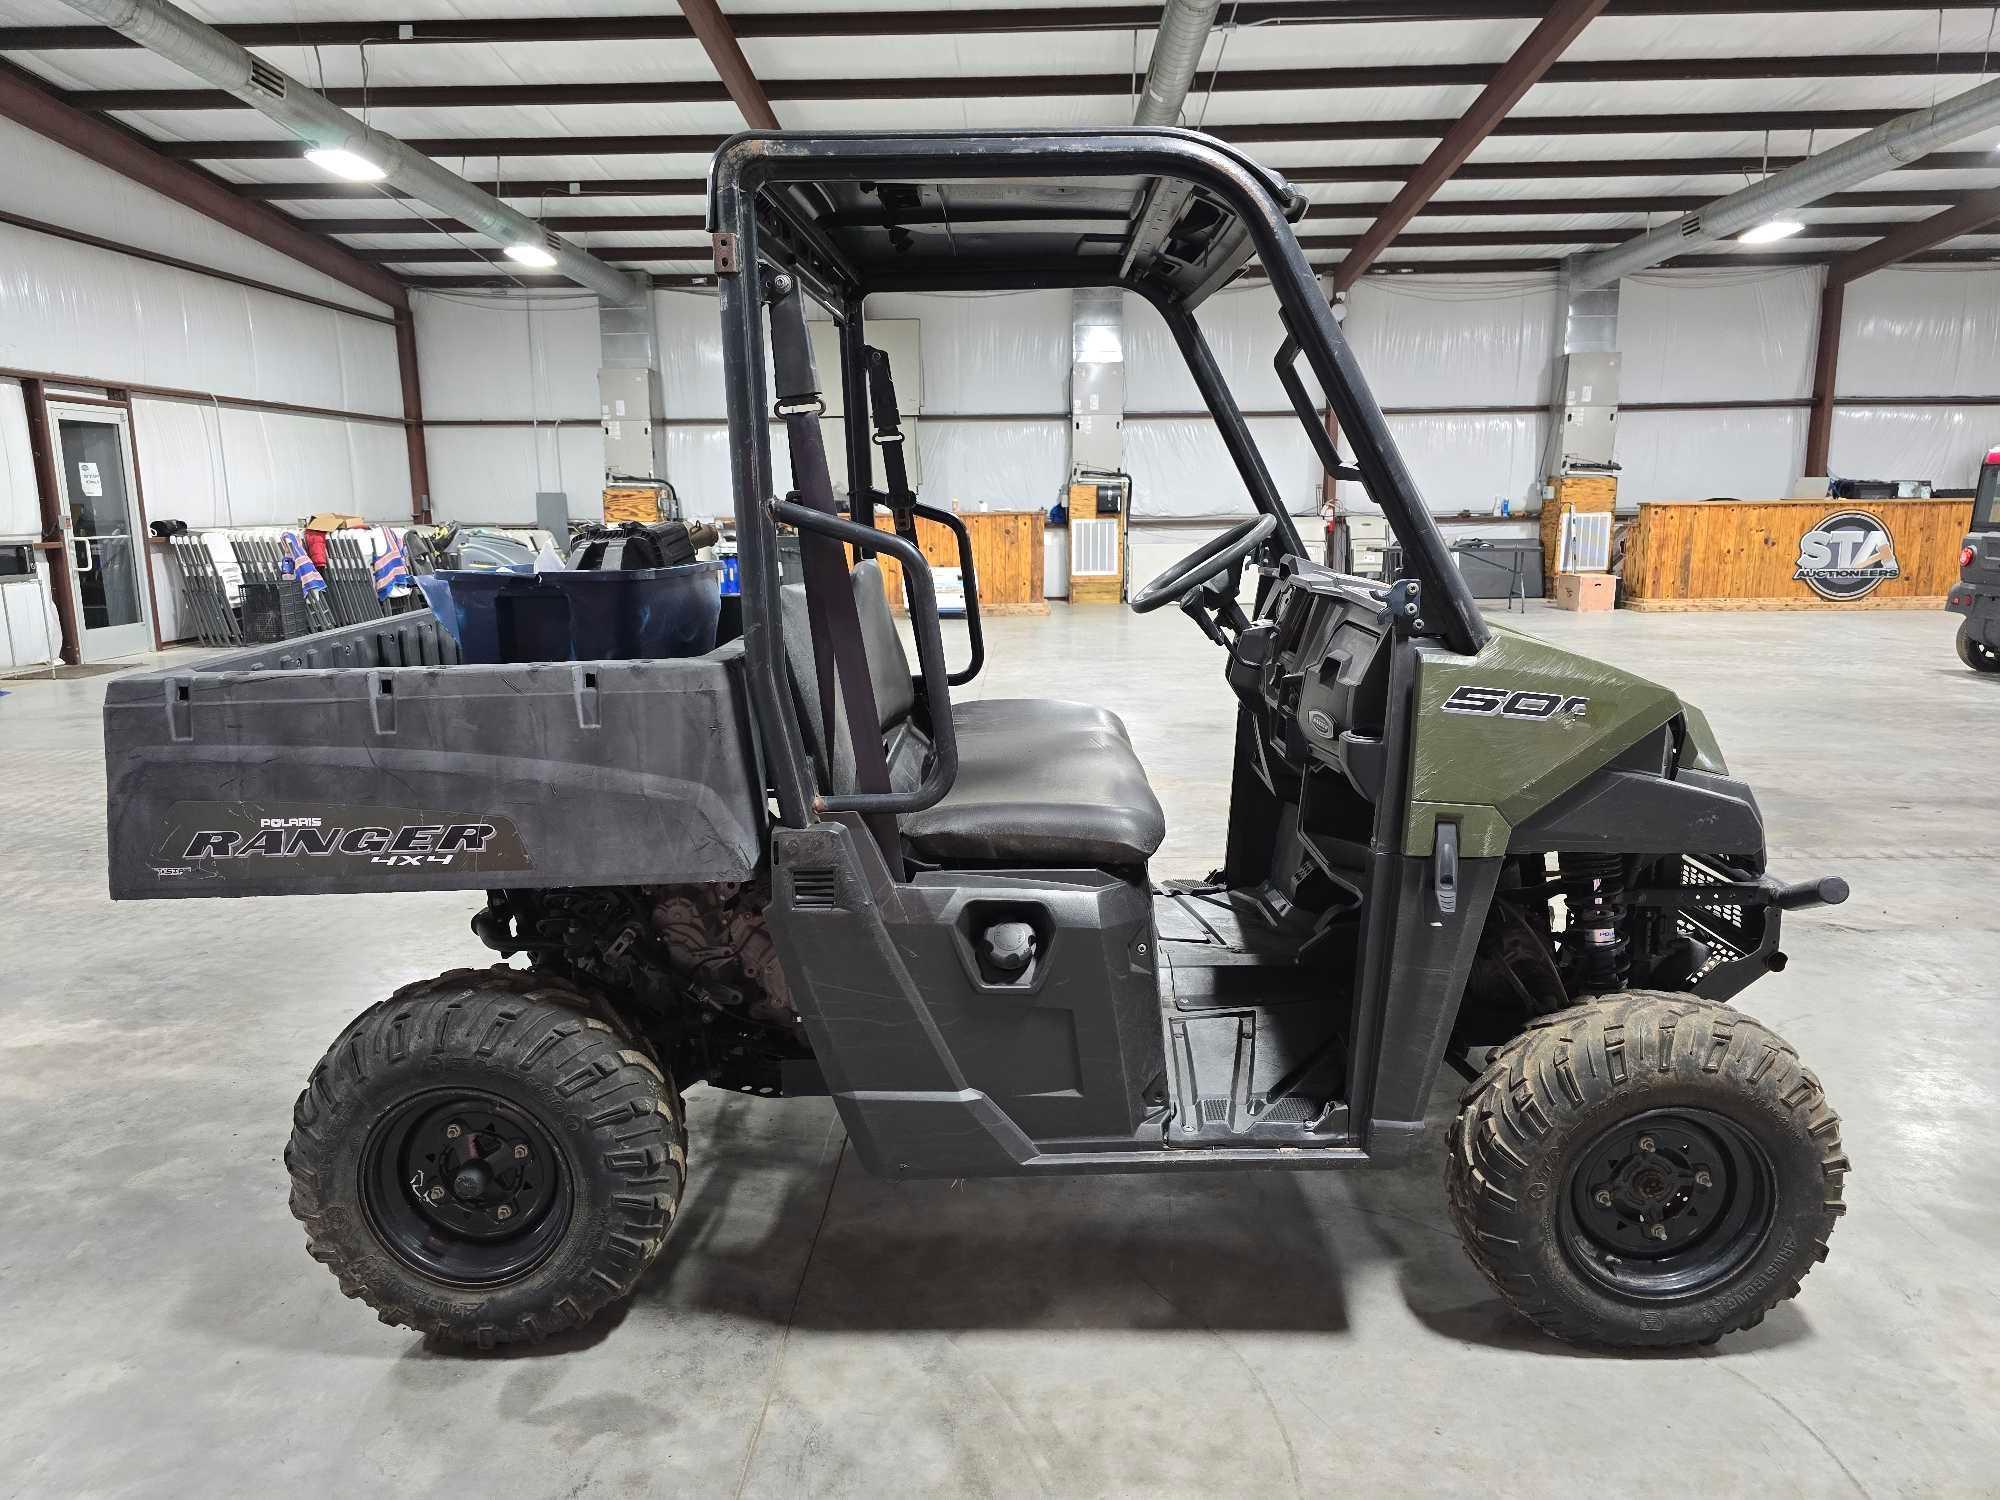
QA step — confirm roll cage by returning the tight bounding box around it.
[707,127,1489,833]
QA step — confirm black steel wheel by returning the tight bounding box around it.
[287,966,685,1347]
[1447,991,1847,1348]
[1958,623,2000,673]
[1560,1108,1775,1300]
[361,1089,571,1287]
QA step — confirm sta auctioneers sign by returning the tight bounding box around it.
[1793,508,1902,601]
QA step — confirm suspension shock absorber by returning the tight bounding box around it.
[1561,852,1630,993]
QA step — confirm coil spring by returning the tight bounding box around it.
[1561,851,1629,992]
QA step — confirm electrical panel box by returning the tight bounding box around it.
[599,367,661,482]
[1558,351,1620,467]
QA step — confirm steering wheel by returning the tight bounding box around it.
[1129,513,1277,614]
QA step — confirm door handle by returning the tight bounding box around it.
[1434,821,1459,916]
[73,536,95,574]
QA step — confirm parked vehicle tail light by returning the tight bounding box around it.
[1965,545,1979,568]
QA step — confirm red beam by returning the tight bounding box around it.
[5,5,1997,50]
[1805,279,1844,476]
[60,53,2000,111]
[0,59,406,311]
[1333,0,1610,291]
[1827,185,2000,286]
[662,0,779,131]
[394,309,432,524]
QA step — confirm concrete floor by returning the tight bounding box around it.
[2,601,1997,1497]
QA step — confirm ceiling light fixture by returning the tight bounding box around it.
[504,242,559,269]
[303,146,386,182]
[1739,219,1805,245]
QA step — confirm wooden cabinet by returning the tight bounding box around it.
[854,508,1048,614]
[1622,498,1975,609]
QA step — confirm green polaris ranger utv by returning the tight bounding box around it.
[103,129,1851,1351]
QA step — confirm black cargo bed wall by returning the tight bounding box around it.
[104,617,765,900]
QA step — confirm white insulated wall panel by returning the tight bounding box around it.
[130,399,412,530]
[1828,405,1997,489]
[1836,267,2000,400]
[1619,268,1818,403]
[1616,407,1808,502]
[0,224,402,418]
[0,381,40,538]
[0,114,391,318]
[1344,274,1560,409]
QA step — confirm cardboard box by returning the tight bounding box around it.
[1552,571,1616,612]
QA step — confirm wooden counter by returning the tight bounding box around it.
[1622,497,1974,610]
[853,508,1047,615]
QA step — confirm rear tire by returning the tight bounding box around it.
[286,965,685,1347]
[1958,623,2000,673]
[1446,991,1846,1348]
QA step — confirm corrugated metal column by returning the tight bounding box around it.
[598,294,670,515]
[1546,259,1621,471]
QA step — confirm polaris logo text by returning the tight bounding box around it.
[1442,684,1590,720]
[183,823,497,859]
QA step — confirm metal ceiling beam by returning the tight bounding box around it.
[226,151,1996,205]
[152,108,1925,162]
[1331,0,1609,291]
[60,53,2000,111]
[677,0,780,131]
[0,57,406,309]
[1827,184,2000,284]
[352,221,1942,264]
[393,244,2000,292]
[302,192,1968,234]
[1571,73,2000,286]
[53,0,647,305]
[8,2,1993,49]
[1292,150,1996,182]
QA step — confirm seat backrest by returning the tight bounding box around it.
[779,558,919,791]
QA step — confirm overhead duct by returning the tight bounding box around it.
[1569,74,2000,288]
[53,0,648,306]
[1134,0,1223,128]
[1122,1,1223,277]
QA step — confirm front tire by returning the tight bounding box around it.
[286,966,685,1347]
[1446,991,1846,1347]
[1958,623,2000,673]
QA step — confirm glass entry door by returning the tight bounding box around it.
[52,406,152,661]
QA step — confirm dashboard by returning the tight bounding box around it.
[1228,561,1394,801]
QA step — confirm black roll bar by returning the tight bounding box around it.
[712,128,1492,833]
[769,498,960,816]
[1147,290,1306,564]
[911,502,985,687]
[1275,321,1364,487]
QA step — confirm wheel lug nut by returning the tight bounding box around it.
[1694,1170,1712,1188]
[1648,1223,1668,1241]
[512,1144,529,1160]
[495,1204,513,1220]
[444,1123,462,1140]
[1637,1135,1656,1154]
[426,1185,445,1203]
[1594,1189,1613,1207]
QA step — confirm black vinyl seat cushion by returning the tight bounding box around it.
[779,561,1165,867]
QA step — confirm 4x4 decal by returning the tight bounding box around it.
[1442,684,1590,720]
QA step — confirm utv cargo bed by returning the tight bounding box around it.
[104,613,764,900]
